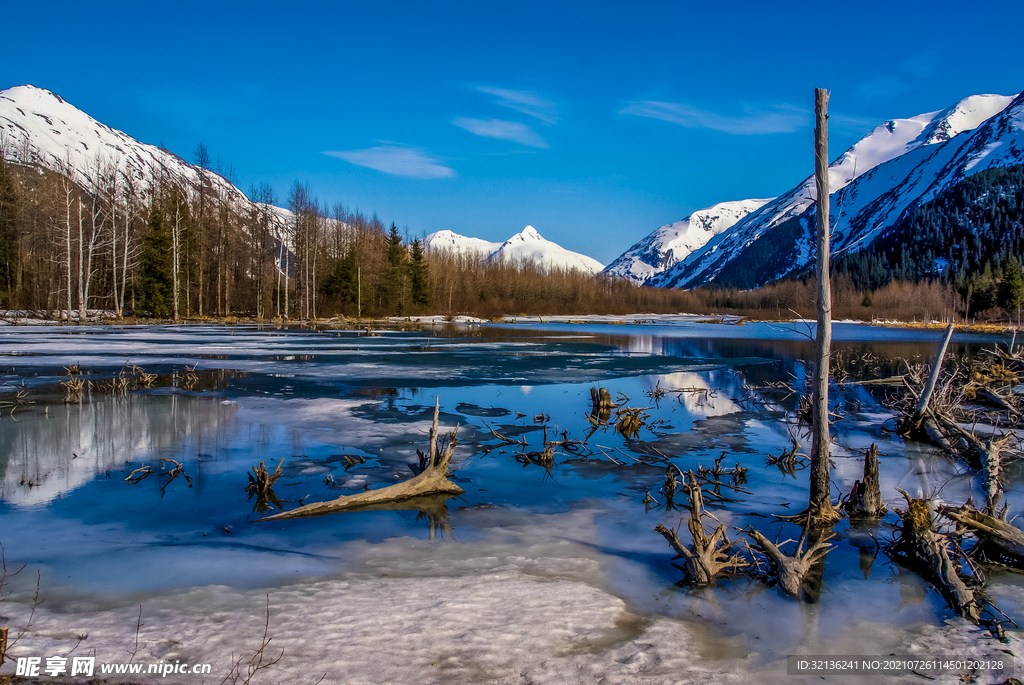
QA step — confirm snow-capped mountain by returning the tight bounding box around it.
[0,84,293,247]
[1,85,246,206]
[645,92,1020,289]
[426,226,604,274]
[423,230,502,256]
[601,199,771,284]
[491,226,604,274]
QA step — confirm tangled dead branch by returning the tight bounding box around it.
[247,460,285,514]
[765,438,809,478]
[741,525,834,598]
[939,500,1024,569]
[654,469,752,585]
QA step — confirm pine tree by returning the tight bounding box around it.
[323,249,358,307]
[408,238,430,309]
[383,223,408,315]
[1001,255,1024,325]
[138,205,173,318]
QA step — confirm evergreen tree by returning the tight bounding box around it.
[323,248,358,306]
[408,239,430,308]
[0,157,18,305]
[1001,255,1024,324]
[138,205,173,318]
[383,223,408,315]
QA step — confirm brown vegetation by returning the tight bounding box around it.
[0,148,1010,323]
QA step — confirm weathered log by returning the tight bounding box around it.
[939,501,1024,568]
[261,398,462,520]
[841,443,887,518]
[742,525,834,598]
[654,470,750,585]
[890,489,980,623]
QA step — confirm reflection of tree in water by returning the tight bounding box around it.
[0,394,237,505]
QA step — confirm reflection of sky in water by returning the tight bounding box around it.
[0,322,1020,666]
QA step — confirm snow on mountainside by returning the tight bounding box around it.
[424,230,502,256]
[2,85,242,203]
[601,199,771,284]
[649,92,1019,289]
[0,84,294,246]
[427,226,604,274]
[490,226,604,274]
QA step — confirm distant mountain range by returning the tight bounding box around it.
[425,226,604,274]
[4,84,1023,292]
[608,91,1024,289]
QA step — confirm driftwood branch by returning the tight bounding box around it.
[902,323,955,435]
[262,398,463,520]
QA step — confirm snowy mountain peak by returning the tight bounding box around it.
[602,198,771,284]
[491,226,604,274]
[424,226,602,273]
[0,83,245,207]
[921,93,1017,145]
[504,225,544,243]
[423,230,502,256]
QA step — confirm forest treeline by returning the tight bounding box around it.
[0,143,1020,324]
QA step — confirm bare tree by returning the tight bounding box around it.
[807,88,839,524]
[193,142,211,317]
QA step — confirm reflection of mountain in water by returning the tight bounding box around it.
[0,395,238,506]
[654,372,742,417]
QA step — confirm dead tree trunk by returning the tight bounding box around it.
[262,398,463,520]
[891,490,981,622]
[807,87,838,525]
[900,323,955,436]
[742,525,834,598]
[841,443,887,517]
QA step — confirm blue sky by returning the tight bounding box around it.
[3,0,1022,263]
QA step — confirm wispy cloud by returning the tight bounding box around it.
[621,101,808,135]
[453,117,549,148]
[323,145,454,179]
[476,87,558,124]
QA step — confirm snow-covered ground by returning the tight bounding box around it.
[3,507,1017,684]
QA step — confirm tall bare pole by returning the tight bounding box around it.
[809,88,838,523]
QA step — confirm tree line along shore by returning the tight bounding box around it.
[0,150,1021,326]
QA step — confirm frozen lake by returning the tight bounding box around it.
[0,320,1020,683]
